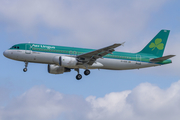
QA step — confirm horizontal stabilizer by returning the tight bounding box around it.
[150,55,175,62]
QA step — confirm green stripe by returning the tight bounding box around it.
[9,43,172,64]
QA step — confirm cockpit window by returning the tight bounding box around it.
[10,46,20,49]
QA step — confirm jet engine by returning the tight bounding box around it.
[53,56,78,67]
[48,64,71,74]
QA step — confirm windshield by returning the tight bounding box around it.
[10,46,20,49]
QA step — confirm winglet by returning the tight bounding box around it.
[121,42,125,47]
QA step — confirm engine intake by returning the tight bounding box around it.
[48,64,71,74]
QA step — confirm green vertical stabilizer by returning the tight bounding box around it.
[138,30,170,57]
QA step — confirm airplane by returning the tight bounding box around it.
[3,30,175,80]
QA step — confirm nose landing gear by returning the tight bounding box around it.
[23,62,28,72]
[23,68,27,72]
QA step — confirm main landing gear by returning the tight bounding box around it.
[23,62,28,72]
[75,69,91,80]
[76,74,82,80]
[84,69,90,76]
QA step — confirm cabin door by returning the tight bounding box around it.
[25,43,32,54]
[136,54,141,65]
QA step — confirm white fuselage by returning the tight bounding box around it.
[3,49,159,70]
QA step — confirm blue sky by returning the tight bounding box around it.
[0,0,180,120]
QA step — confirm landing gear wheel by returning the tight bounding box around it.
[23,68,27,72]
[23,62,28,72]
[84,69,90,76]
[76,74,82,80]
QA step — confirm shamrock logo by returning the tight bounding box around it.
[149,38,164,51]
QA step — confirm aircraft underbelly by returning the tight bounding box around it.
[97,58,158,70]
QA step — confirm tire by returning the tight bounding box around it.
[76,74,82,80]
[84,69,90,76]
[23,68,27,72]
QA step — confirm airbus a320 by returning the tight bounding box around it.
[3,30,175,80]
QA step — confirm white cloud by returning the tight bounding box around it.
[0,86,90,120]
[0,0,168,47]
[1,80,180,120]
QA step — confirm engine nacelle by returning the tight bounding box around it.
[53,56,78,67]
[48,64,71,74]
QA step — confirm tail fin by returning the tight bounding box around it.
[138,30,170,57]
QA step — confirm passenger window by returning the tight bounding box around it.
[17,46,19,49]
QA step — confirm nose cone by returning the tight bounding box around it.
[3,50,9,58]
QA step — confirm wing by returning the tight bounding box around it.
[76,43,124,65]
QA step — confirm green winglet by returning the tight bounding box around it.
[138,30,170,57]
